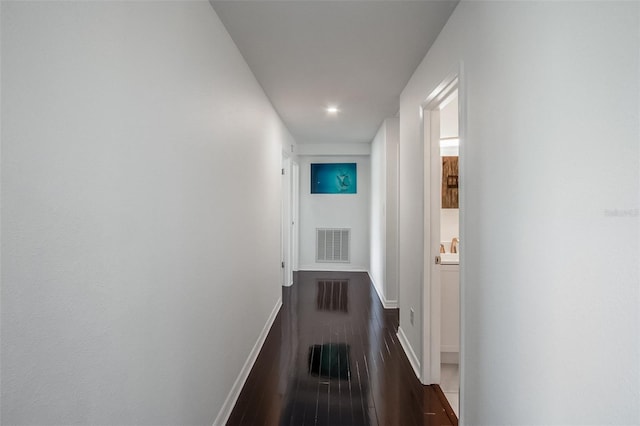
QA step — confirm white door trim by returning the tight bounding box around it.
[419,69,464,390]
[281,152,293,287]
[292,161,300,273]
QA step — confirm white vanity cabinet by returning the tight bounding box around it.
[440,264,459,354]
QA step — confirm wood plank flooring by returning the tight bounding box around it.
[227,271,457,426]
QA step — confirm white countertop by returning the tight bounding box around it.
[440,253,459,265]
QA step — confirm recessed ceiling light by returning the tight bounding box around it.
[326,106,339,114]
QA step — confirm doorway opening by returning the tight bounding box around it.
[421,74,462,418]
[437,88,460,416]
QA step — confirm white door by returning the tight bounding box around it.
[423,104,443,384]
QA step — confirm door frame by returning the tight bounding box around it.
[291,161,300,273]
[281,152,298,287]
[281,152,292,287]
[420,68,465,396]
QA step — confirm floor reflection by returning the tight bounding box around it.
[316,280,349,312]
[308,343,350,379]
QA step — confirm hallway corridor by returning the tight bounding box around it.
[227,271,456,426]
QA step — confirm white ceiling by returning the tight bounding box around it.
[210,0,459,144]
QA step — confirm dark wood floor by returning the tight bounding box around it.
[227,271,457,426]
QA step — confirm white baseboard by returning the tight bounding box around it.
[397,326,421,380]
[367,272,398,309]
[212,298,282,426]
[298,266,369,272]
[441,351,459,364]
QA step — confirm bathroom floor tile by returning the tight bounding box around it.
[440,363,459,392]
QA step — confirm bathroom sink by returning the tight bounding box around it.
[440,253,459,265]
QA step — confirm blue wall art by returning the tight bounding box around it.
[311,163,357,194]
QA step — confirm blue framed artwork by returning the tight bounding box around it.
[311,163,357,194]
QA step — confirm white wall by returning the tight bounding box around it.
[398,1,639,424]
[370,118,399,306]
[384,119,400,305]
[440,91,458,139]
[1,2,295,424]
[440,209,459,248]
[299,156,370,271]
[297,143,370,157]
[370,124,386,300]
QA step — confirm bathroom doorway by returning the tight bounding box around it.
[421,74,461,418]
[437,88,460,416]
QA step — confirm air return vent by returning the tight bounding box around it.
[316,228,350,263]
